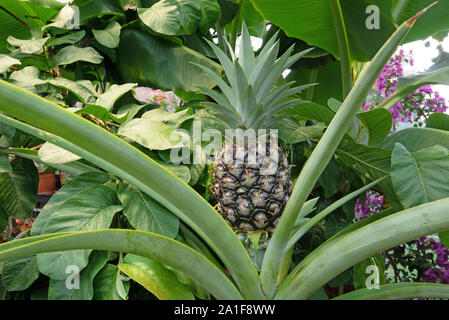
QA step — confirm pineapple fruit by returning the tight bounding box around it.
[197,24,313,232]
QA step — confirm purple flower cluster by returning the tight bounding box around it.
[375,49,411,99]
[365,49,448,124]
[354,190,384,221]
[421,237,449,284]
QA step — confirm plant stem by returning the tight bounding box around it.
[229,0,242,51]
[329,0,353,98]
[0,5,31,30]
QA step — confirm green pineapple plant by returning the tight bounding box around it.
[197,24,313,232]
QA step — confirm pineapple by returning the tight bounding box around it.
[197,24,313,232]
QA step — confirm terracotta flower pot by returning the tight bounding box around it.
[38,172,58,195]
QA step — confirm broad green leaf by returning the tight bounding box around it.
[0,207,7,237]
[357,108,393,146]
[278,121,325,144]
[318,157,340,198]
[1,255,39,291]
[31,172,111,235]
[93,263,129,300]
[0,0,57,53]
[334,283,449,300]
[287,61,343,106]
[53,45,103,66]
[118,254,194,300]
[439,231,449,249]
[37,185,120,279]
[118,182,179,238]
[156,161,191,184]
[48,250,109,300]
[0,229,243,300]
[0,54,20,73]
[391,143,449,209]
[138,0,202,36]
[118,118,189,150]
[284,101,335,125]
[92,21,121,49]
[0,158,38,219]
[396,1,449,43]
[72,0,125,25]
[95,83,137,111]
[382,127,449,152]
[75,104,128,124]
[47,30,86,47]
[427,112,449,131]
[38,142,82,164]
[142,109,193,128]
[252,0,395,61]
[7,36,49,54]
[46,78,97,104]
[9,66,45,91]
[0,154,12,174]
[43,4,78,29]
[337,140,402,211]
[118,28,222,91]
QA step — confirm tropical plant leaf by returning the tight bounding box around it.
[118,28,222,91]
[334,282,449,300]
[38,142,82,164]
[117,118,189,150]
[1,255,39,291]
[391,143,449,209]
[93,263,129,300]
[31,172,112,236]
[0,158,38,219]
[92,21,121,48]
[0,0,58,53]
[142,109,193,128]
[7,36,49,54]
[0,54,20,73]
[118,253,194,300]
[252,0,396,61]
[47,250,109,300]
[0,154,12,174]
[427,112,449,131]
[118,182,179,238]
[36,185,120,280]
[72,0,125,25]
[95,83,137,111]
[357,108,393,146]
[0,229,243,300]
[382,127,449,152]
[53,45,104,66]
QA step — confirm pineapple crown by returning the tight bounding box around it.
[195,23,315,131]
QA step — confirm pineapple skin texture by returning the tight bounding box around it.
[212,142,292,232]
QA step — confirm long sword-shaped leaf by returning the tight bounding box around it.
[334,283,449,300]
[276,197,449,300]
[286,176,388,250]
[0,229,242,300]
[0,81,263,299]
[260,6,430,298]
